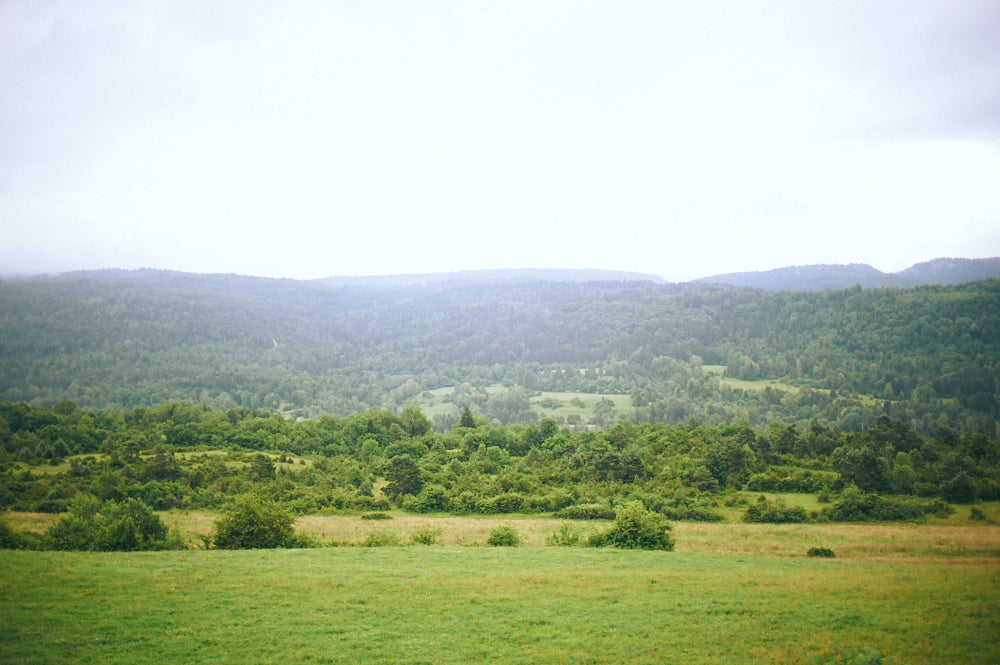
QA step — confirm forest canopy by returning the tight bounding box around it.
[0,271,997,436]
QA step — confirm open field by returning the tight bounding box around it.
[409,385,633,423]
[8,506,1000,557]
[704,365,804,395]
[4,509,999,663]
[2,544,998,664]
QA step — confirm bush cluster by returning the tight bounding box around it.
[43,494,178,551]
[821,486,953,522]
[213,496,296,549]
[554,504,616,520]
[589,501,674,551]
[742,495,809,523]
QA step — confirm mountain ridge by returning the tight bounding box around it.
[4,257,997,291]
[689,257,1000,291]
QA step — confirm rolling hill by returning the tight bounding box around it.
[1,265,997,434]
[690,257,1000,291]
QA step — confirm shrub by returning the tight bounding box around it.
[486,525,521,546]
[554,503,616,520]
[941,472,977,504]
[409,484,450,513]
[589,501,674,551]
[747,467,838,493]
[284,533,321,548]
[661,507,725,522]
[492,492,527,514]
[969,506,986,521]
[45,515,97,551]
[213,496,295,549]
[410,527,442,545]
[362,529,401,547]
[743,495,809,523]
[44,495,171,552]
[545,523,583,547]
[807,547,836,558]
[101,498,167,547]
[0,516,20,549]
[361,512,392,520]
[822,486,954,522]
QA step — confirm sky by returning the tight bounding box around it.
[1,1,999,282]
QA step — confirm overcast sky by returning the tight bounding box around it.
[2,1,998,281]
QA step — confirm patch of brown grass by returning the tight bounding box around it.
[673,522,1000,559]
[295,514,601,546]
[2,511,60,534]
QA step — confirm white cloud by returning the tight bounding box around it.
[1,1,997,279]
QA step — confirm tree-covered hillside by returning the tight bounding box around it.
[0,271,997,435]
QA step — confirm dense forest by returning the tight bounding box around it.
[1,270,997,436]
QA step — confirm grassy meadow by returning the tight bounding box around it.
[3,511,999,664]
[409,386,633,423]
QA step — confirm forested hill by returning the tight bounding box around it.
[0,270,997,435]
[692,257,1000,291]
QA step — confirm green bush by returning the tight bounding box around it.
[743,495,809,523]
[44,495,172,552]
[410,527,442,545]
[408,484,450,513]
[486,525,521,547]
[807,547,836,558]
[747,467,838,493]
[0,516,20,549]
[45,515,99,551]
[213,496,295,549]
[361,512,392,520]
[545,523,583,547]
[101,498,168,547]
[589,501,674,551]
[284,533,321,548]
[822,486,953,522]
[941,472,977,504]
[362,529,401,547]
[553,503,616,520]
[661,506,725,522]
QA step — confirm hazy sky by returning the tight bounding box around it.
[2,1,999,281]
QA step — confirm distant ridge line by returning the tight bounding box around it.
[689,257,1000,291]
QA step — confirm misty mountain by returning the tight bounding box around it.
[690,257,1000,291]
[897,257,1000,285]
[313,268,664,289]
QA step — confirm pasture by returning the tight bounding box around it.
[2,516,998,664]
[409,385,633,424]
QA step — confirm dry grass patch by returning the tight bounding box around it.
[295,513,599,546]
[2,511,60,535]
[674,522,1000,559]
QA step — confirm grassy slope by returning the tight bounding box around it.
[2,546,998,665]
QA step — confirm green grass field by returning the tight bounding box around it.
[3,516,999,664]
[1,547,997,664]
[410,386,633,424]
